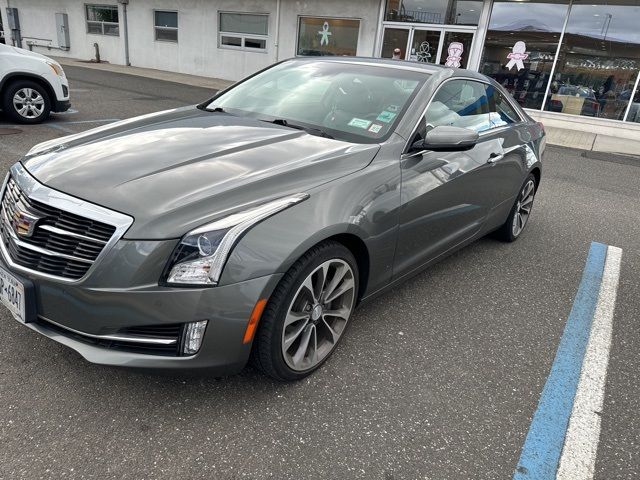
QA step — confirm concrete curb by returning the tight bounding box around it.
[527,110,640,156]
[52,56,234,91]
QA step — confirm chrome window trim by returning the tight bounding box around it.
[402,76,526,154]
[0,163,134,284]
[40,316,178,345]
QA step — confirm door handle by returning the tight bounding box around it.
[488,153,504,164]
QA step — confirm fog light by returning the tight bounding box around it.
[182,320,208,355]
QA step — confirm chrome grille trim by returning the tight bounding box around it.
[2,213,94,264]
[0,164,134,283]
[38,224,108,245]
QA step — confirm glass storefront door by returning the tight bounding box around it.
[381,27,411,59]
[408,29,441,63]
[439,31,475,68]
[381,26,476,67]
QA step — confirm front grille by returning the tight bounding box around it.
[0,176,116,280]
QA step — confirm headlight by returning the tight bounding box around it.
[165,194,309,286]
[47,62,65,77]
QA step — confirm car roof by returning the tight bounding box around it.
[285,56,491,82]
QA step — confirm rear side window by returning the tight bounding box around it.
[424,79,491,133]
[486,84,522,128]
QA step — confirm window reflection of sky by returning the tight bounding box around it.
[489,1,640,45]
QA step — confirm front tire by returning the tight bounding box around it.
[254,241,359,381]
[2,81,51,124]
[495,174,537,242]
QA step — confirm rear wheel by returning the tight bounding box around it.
[254,241,358,381]
[495,174,537,242]
[2,80,51,124]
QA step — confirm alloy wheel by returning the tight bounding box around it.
[13,88,45,119]
[281,259,356,371]
[512,179,535,237]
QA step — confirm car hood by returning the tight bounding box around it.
[3,44,57,63]
[22,106,380,239]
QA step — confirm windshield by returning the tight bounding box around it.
[205,60,427,143]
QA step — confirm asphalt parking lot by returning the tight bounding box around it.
[0,67,639,480]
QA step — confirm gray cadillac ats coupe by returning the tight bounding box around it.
[0,58,544,380]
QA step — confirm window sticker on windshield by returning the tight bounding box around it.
[377,111,397,123]
[368,124,383,134]
[348,118,372,129]
[386,105,400,112]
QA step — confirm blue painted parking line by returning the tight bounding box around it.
[513,242,607,479]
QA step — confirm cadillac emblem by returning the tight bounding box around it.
[12,209,41,237]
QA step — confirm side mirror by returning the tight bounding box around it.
[412,126,480,152]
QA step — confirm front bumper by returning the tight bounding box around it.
[0,249,281,374]
[41,71,70,112]
[52,98,71,113]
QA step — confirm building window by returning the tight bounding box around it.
[86,4,119,36]
[479,0,570,110]
[297,17,360,56]
[218,12,268,51]
[544,0,640,122]
[154,11,178,42]
[384,0,482,26]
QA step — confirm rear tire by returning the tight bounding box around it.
[495,174,537,242]
[2,80,51,124]
[253,241,359,382]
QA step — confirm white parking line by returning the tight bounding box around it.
[556,246,623,479]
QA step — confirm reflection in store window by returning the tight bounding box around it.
[297,17,360,56]
[384,0,482,26]
[479,0,570,110]
[440,31,474,69]
[627,86,640,123]
[545,0,640,122]
[381,28,410,59]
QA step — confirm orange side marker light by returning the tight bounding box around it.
[243,298,267,344]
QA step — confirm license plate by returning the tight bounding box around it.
[0,266,25,323]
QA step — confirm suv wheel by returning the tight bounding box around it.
[2,80,51,124]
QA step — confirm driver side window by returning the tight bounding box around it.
[419,80,491,136]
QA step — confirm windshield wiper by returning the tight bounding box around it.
[266,119,334,140]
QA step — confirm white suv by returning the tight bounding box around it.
[0,43,70,123]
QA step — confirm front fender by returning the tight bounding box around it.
[219,154,402,298]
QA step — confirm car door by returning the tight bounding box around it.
[393,78,505,279]
[468,83,534,230]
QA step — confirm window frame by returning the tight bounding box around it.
[486,84,524,128]
[218,11,269,53]
[154,9,178,43]
[295,15,362,57]
[404,77,526,154]
[85,4,119,37]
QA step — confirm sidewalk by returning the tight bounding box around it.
[53,57,639,157]
[527,110,640,157]
[53,56,234,91]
